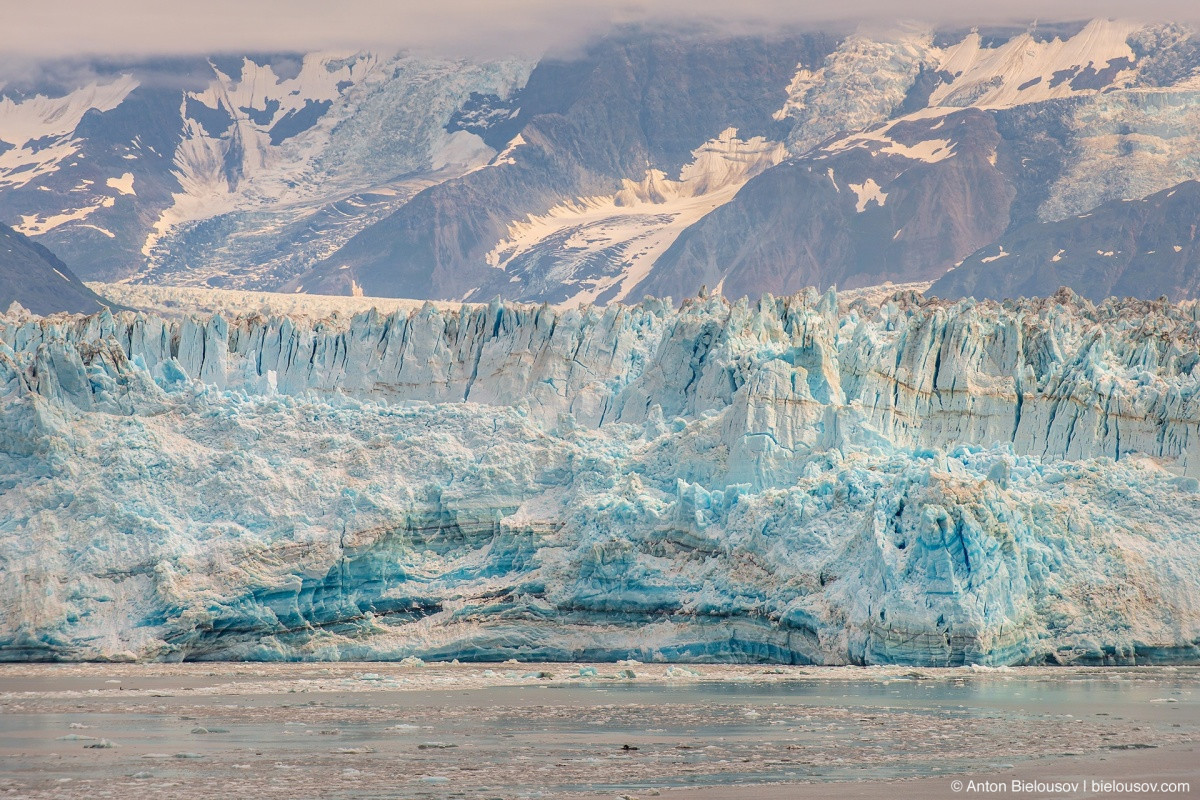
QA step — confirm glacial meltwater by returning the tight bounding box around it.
[0,664,1197,799]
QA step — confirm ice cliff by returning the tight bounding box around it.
[2,288,1199,664]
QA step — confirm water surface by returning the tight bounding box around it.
[1,664,1196,798]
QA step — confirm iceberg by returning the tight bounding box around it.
[1,287,1198,664]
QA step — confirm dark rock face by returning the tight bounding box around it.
[635,110,1015,300]
[294,143,573,300]
[931,181,1200,302]
[0,223,115,315]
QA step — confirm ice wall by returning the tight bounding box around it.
[2,288,1199,664]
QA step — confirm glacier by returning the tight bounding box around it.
[1,287,1199,665]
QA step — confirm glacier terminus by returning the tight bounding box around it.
[1,287,1198,666]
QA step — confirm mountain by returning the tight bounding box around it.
[0,222,114,314]
[0,52,529,286]
[298,19,1200,304]
[6,20,1200,303]
[635,109,1015,299]
[2,288,1198,663]
[930,180,1200,301]
[292,34,834,302]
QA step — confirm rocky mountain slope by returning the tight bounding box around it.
[7,20,1200,304]
[0,223,114,315]
[2,288,1197,663]
[932,180,1200,301]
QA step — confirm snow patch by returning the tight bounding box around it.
[489,134,526,167]
[106,173,136,196]
[826,123,956,164]
[848,178,888,212]
[16,197,115,236]
[430,131,494,171]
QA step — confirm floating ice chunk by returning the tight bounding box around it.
[666,666,702,678]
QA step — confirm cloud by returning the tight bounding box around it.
[4,1,1198,61]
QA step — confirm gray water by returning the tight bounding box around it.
[0,664,1197,799]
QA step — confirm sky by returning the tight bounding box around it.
[4,0,1199,60]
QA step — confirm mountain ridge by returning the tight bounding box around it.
[5,20,1200,304]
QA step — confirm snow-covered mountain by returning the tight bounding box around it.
[0,52,529,286]
[299,19,1200,304]
[2,288,1198,663]
[6,20,1200,303]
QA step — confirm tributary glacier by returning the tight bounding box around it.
[2,289,1199,665]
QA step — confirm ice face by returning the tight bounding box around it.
[2,288,1199,664]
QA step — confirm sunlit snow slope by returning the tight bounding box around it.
[2,288,1198,664]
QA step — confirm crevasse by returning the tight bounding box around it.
[1,287,1198,664]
